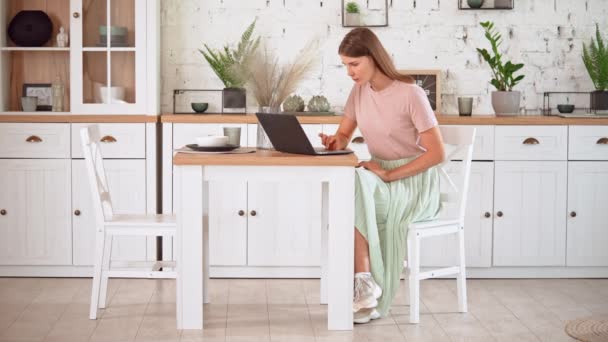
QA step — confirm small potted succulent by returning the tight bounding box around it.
[344,1,361,27]
[583,23,608,111]
[477,21,525,115]
[199,20,260,113]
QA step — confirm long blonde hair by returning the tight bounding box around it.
[338,28,414,84]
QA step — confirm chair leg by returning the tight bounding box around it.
[408,232,420,324]
[99,234,113,309]
[456,227,468,313]
[89,229,106,320]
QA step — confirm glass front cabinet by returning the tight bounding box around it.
[0,0,158,114]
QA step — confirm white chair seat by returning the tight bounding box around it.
[409,219,460,230]
[106,214,176,227]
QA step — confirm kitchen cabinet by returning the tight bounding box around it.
[0,159,72,265]
[420,161,494,267]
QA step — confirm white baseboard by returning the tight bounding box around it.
[1,265,607,279]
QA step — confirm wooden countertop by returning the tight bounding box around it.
[173,149,359,167]
[0,114,158,123]
[161,113,608,125]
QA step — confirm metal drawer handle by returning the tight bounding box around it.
[351,136,365,144]
[570,211,577,218]
[484,212,491,218]
[0,209,6,216]
[522,137,539,145]
[496,211,503,217]
[100,135,117,143]
[238,210,244,216]
[250,210,257,216]
[597,137,608,145]
[74,210,81,216]
[26,135,43,143]
[73,12,80,18]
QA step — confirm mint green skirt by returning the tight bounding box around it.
[355,156,441,316]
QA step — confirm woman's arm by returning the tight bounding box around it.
[319,116,357,150]
[359,126,445,182]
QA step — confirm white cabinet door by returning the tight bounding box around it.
[208,181,247,266]
[247,181,322,266]
[567,162,608,266]
[70,0,148,114]
[72,159,147,265]
[420,162,494,267]
[493,161,567,266]
[0,160,71,265]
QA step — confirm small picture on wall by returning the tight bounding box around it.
[22,83,52,111]
[342,0,388,27]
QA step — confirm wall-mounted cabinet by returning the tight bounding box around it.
[0,0,158,114]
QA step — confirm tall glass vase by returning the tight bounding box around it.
[256,106,279,149]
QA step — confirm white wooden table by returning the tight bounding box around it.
[173,149,358,330]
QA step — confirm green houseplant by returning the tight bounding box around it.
[477,21,525,115]
[583,23,608,110]
[199,20,260,113]
[344,1,361,26]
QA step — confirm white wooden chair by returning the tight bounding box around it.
[81,125,177,320]
[405,126,476,323]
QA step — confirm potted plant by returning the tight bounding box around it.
[199,20,260,113]
[583,23,608,111]
[345,1,361,26]
[247,40,318,148]
[477,21,525,115]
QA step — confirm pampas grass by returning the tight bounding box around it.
[247,40,319,110]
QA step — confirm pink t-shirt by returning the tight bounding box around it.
[343,80,438,160]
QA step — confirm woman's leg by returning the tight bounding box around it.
[355,228,371,273]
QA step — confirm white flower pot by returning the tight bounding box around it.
[345,13,360,26]
[491,91,520,116]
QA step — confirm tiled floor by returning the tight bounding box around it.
[1,277,607,341]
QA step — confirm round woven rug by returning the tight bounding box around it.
[565,316,608,342]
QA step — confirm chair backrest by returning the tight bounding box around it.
[80,125,114,222]
[437,126,476,224]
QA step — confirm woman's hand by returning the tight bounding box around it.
[318,133,349,150]
[358,160,391,182]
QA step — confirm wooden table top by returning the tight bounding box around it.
[173,148,359,167]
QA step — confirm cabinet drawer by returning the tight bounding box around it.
[72,124,146,159]
[569,126,608,160]
[495,126,567,161]
[0,123,70,158]
[323,124,370,161]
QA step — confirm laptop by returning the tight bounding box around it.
[256,113,353,156]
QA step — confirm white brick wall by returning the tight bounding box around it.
[161,0,608,115]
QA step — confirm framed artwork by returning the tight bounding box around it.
[342,0,388,27]
[22,83,52,111]
[400,70,442,114]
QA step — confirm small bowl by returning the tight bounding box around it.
[557,104,575,113]
[195,135,228,147]
[191,102,209,113]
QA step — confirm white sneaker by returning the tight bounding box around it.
[354,308,381,324]
[353,273,382,312]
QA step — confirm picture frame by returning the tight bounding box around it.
[399,70,442,114]
[342,0,388,28]
[22,83,52,111]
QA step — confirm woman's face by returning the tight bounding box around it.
[340,55,375,86]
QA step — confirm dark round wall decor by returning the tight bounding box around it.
[7,11,53,47]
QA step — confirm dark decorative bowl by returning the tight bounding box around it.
[7,11,53,47]
[191,102,209,113]
[557,104,575,113]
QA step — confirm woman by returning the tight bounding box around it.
[319,28,445,323]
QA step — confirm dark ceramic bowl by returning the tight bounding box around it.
[191,102,209,113]
[557,104,575,113]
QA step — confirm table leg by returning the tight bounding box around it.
[320,182,328,305]
[176,165,204,329]
[327,168,355,330]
